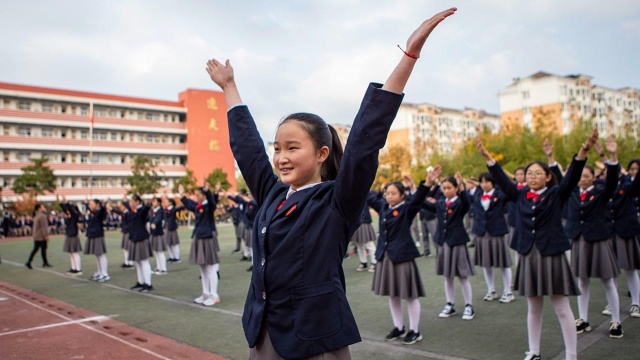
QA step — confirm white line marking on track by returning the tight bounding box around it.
[0,289,173,360]
[0,315,109,336]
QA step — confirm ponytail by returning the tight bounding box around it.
[324,124,343,181]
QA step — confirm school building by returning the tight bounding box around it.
[0,81,235,203]
[387,103,501,164]
[499,71,640,137]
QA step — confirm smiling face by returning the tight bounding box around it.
[525,163,551,191]
[273,120,328,189]
[384,184,404,207]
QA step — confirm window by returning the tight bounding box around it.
[18,126,31,136]
[18,100,31,110]
[41,127,54,137]
[523,107,531,115]
[80,130,88,139]
[80,154,88,163]
[110,132,117,140]
[522,91,530,100]
[92,131,107,140]
[95,108,107,117]
[18,151,31,162]
[79,106,88,115]
[61,155,66,163]
[42,103,54,112]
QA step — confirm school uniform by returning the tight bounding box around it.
[507,183,526,240]
[470,188,512,268]
[182,191,219,266]
[487,158,585,297]
[608,175,640,270]
[231,195,258,253]
[164,205,184,247]
[368,186,428,299]
[350,206,377,247]
[111,208,132,251]
[422,190,475,278]
[563,162,621,280]
[149,206,167,252]
[60,202,82,253]
[83,206,107,256]
[228,83,403,359]
[125,203,153,261]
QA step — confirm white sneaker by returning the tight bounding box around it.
[483,291,496,301]
[368,264,376,273]
[154,270,167,275]
[602,304,612,316]
[630,304,640,318]
[194,295,206,304]
[90,273,101,281]
[97,275,110,283]
[499,293,515,303]
[438,303,456,318]
[462,304,475,320]
[203,297,220,306]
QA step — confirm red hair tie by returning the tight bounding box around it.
[397,45,419,59]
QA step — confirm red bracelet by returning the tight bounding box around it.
[397,45,419,59]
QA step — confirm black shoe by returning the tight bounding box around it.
[576,319,592,333]
[140,284,153,293]
[120,263,128,268]
[247,265,253,272]
[232,248,240,253]
[217,271,220,279]
[609,321,623,338]
[130,282,144,290]
[168,258,175,263]
[43,263,53,268]
[402,330,423,345]
[25,262,32,269]
[240,256,250,261]
[523,352,541,360]
[385,326,405,341]
[66,268,74,274]
[172,258,182,264]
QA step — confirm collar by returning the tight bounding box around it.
[483,189,495,197]
[389,201,406,210]
[580,185,594,193]
[153,206,161,212]
[168,205,174,210]
[287,182,322,199]
[136,204,143,209]
[532,187,547,195]
[447,196,459,203]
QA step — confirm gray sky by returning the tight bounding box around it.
[1,0,638,140]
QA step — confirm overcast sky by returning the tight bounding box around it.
[1,0,638,140]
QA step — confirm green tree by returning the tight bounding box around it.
[206,167,232,190]
[236,174,248,192]
[12,157,56,198]
[173,168,198,194]
[373,144,412,189]
[126,156,162,195]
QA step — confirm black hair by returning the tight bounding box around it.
[478,172,494,185]
[627,159,640,171]
[152,196,161,204]
[280,113,344,181]
[33,203,44,216]
[441,176,458,188]
[525,161,557,187]
[385,181,406,197]
[239,188,248,195]
[584,165,595,176]
[131,194,142,203]
[91,198,102,206]
[195,187,206,195]
[168,199,176,206]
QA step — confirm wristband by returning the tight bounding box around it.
[397,45,419,59]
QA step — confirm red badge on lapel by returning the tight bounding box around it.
[285,204,297,217]
[199,209,204,213]
[493,198,498,202]
[392,210,399,217]
[619,190,624,195]
[447,209,453,214]
[589,195,595,201]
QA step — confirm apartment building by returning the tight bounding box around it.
[0,82,234,202]
[499,71,640,137]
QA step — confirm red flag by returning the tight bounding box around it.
[90,107,94,129]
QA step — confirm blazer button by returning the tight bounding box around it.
[261,227,266,234]
[262,292,266,300]
[532,229,535,234]
[532,217,535,221]
[261,258,265,266]
[532,206,536,210]
[580,221,583,224]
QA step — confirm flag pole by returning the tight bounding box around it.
[89,101,94,198]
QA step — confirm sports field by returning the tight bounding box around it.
[1,223,638,359]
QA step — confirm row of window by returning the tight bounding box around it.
[1,124,185,144]
[1,97,185,123]
[0,177,177,189]
[2,151,186,166]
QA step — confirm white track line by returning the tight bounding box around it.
[0,289,173,360]
[0,315,109,336]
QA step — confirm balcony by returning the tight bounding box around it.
[0,135,187,153]
[0,161,186,173]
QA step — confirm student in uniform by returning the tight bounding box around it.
[557,136,623,338]
[470,172,514,303]
[476,130,599,360]
[229,190,258,269]
[164,197,184,263]
[227,202,243,253]
[148,197,168,275]
[205,8,457,359]
[84,198,109,282]
[368,172,436,345]
[179,182,221,306]
[58,195,82,275]
[422,172,476,320]
[124,195,154,293]
[350,205,377,273]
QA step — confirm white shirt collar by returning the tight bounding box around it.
[483,189,495,196]
[580,185,594,193]
[532,187,547,195]
[389,201,406,210]
[447,196,459,203]
[287,182,322,199]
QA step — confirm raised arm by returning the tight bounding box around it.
[601,136,620,200]
[477,137,518,201]
[558,129,598,199]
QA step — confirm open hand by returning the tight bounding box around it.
[405,8,457,58]
[605,135,617,154]
[206,59,235,90]
[542,138,554,157]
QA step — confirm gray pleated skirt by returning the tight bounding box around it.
[612,234,640,270]
[63,235,82,253]
[571,236,620,279]
[235,222,245,240]
[473,234,512,268]
[372,251,425,299]
[248,326,351,360]
[350,223,376,246]
[436,243,476,278]
[165,230,180,246]
[120,232,131,250]
[150,235,167,252]
[128,239,153,261]
[515,246,580,297]
[189,236,219,265]
[83,236,106,256]
[243,227,252,248]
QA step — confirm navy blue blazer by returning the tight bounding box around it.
[182,189,217,239]
[111,208,131,234]
[164,206,183,231]
[228,195,249,225]
[149,207,164,236]
[359,206,372,224]
[470,188,509,237]
[85,206,106,238]
[367,184,429,263]
[60,202,80,237]
[231,195,258,228]
[488,157,585,255]
[229,83,403,359]
[608,175,640,238]
[422,188,471,247]
[123,202,150,242]
[563,162,619,242]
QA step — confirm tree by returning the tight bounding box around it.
[126,156,162,195]
[373,144,412,189]
[236,174,248,192]
[173,168,198,194]
[206,167,232,190]
[12,157,56,199]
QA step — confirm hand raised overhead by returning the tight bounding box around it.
[405,8,457,58]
